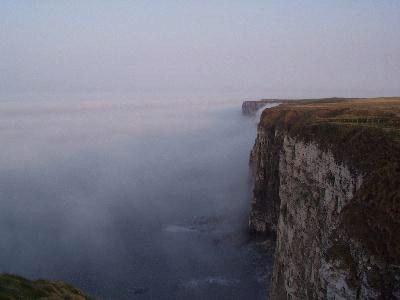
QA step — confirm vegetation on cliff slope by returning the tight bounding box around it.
[0,274,91,300]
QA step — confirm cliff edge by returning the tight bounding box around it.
[248,98,400,299]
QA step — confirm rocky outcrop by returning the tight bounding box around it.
[248,98,400,299]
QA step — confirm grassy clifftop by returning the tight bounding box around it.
[260,97,400,132]
[260,97,400,169]
[0,274,91,300]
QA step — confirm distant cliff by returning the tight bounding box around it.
[248,98,400,299]
[242,101,274,115]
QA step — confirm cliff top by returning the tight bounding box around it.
[260,97,400,138]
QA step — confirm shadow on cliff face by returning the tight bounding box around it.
[0,97,273,299]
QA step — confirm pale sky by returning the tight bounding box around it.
[1,1,400,99]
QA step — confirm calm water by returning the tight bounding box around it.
[0,96,273,299]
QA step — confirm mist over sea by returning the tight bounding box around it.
[0,94,273,299]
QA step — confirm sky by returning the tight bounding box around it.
[1,0,400,99]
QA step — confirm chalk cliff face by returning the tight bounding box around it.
[249,99,400,299]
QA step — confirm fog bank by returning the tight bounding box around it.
[0,97,272,299]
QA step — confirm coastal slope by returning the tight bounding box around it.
[0,274,91,299]
[248,98,400,298]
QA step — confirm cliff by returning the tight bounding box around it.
[248,98,400,299]
[242,100,282,115]
[0,274,91,299]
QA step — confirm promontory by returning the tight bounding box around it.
[246,97,400,299]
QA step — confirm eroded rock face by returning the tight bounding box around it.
[249,100,400,299]
[272,135,363,299]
